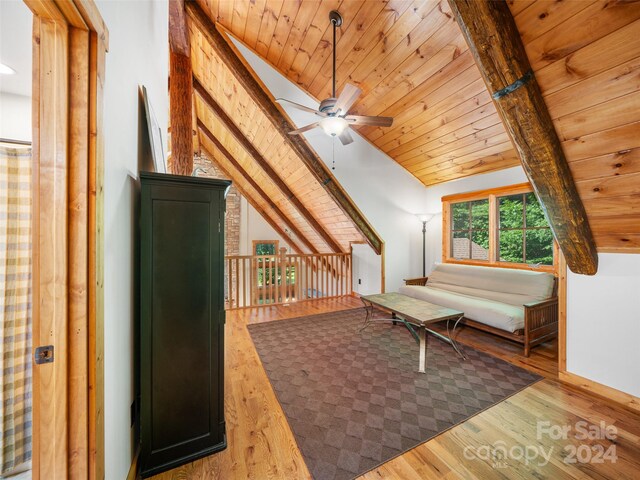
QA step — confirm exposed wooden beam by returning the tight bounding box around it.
[193,78,343,254]
[197,119,317,254]
[168,0,193,175]
[448,0,598,275]
[169,51,193,175]
[168,0,189,57]
[185,0,383,255]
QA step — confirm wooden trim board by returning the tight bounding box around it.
[557,251,567,373]
[559,371,640,415]
[25,0,107,476]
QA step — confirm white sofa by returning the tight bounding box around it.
[400,263,558,356]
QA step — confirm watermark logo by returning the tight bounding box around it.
[463,440,552,468]
[463,420,617,468]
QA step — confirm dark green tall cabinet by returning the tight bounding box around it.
[140,172,230,477]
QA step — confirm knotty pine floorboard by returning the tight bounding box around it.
[152,296,640,479]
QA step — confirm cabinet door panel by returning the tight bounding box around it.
[151,199,211,449]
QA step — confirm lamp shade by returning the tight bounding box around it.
[320,116,348,136]
[416,213,434,223]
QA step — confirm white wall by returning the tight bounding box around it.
[423,166,528,273]
[352,243,382,295]
[0,93,31,142]
[567,254,640,397]
[97,1,168,478]
[239,197,292,255]
[230,39,428,293]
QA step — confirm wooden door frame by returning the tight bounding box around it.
[24,0,108,477]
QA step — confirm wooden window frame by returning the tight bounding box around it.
[442,183,558,274]
[252,239,279,256]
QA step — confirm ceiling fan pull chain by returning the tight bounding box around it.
[332,137,336,170]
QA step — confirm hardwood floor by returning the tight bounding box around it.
[152,297,640,479]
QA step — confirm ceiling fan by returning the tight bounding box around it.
[276,10,394,146]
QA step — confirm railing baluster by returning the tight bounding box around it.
[328,255,332,298]
[309,256,316,298]
[241,257,246,308]
[234,257,239,309]
[250,257,255,307]
[269,256,273,304]
[324,255,328,298]
[348,255,352,294]
[297,255,301,301]
[332,255,336,297]
[338,254,344,296]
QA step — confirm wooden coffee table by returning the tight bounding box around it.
[361,292,466,373]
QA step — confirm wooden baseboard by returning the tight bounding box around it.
[127,447,140,480]
[559,370,640,414]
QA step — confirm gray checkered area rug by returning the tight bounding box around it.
[248,308,541,480]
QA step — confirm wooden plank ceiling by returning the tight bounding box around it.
[188,0,640,252]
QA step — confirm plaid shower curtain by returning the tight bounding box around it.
[0,146,32,475]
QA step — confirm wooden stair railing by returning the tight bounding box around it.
[224,251,352,309]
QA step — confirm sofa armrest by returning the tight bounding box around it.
[523,298,558,310]
[523,297,558,335]
[522,297,559,357]
[403,277,428,286]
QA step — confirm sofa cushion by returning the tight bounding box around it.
[398,285,525,333]
[426,262,554,306]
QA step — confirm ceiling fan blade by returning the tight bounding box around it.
[333,83,362,115]
[288,122,320,135]
[346,114,394,127]
[338,129,354,146]
[276,98,322,115]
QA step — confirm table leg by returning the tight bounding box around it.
[447,315,467,360]
[418,326,427,373]
[359,299,372,331]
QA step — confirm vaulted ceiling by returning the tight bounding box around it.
[196,0,521,185]
[182,0,640,252]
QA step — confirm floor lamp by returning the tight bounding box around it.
[416,214,435,277]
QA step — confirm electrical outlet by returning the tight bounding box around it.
[358,278,362,285]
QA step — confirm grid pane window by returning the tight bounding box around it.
[498,193,553,266]
[254,242,276,255]
[450,200,490,260]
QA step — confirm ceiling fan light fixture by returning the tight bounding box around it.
[320,116,348,137]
